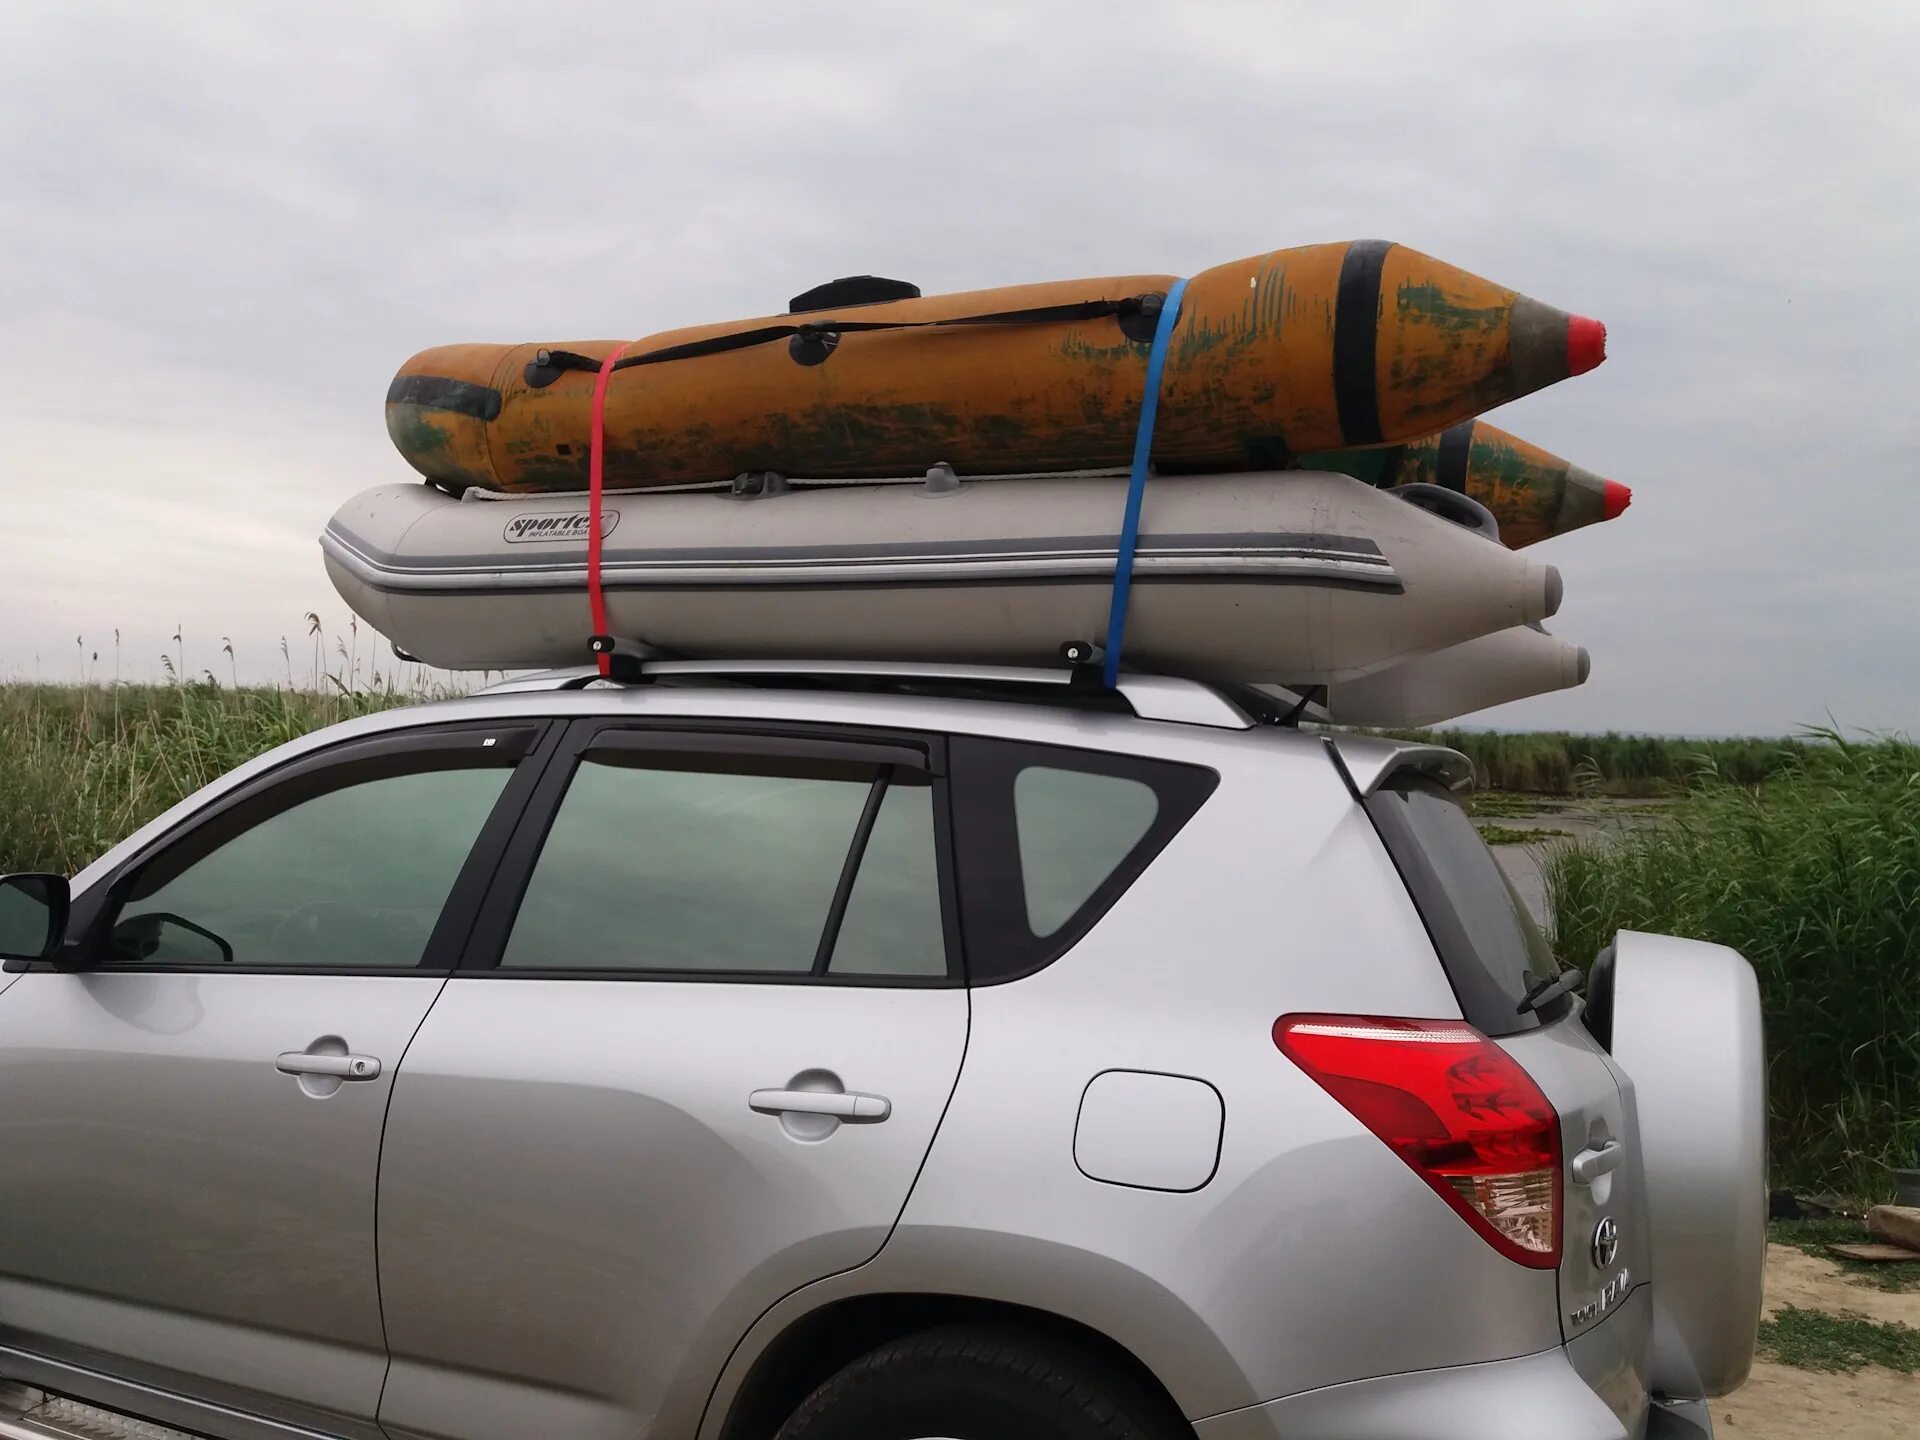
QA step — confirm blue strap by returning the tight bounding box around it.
[1101,277,1188,688]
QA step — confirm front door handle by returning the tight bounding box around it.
[277,1052,382,1081]
[750,1088,890,1123]
[1572,1139,1625,1185]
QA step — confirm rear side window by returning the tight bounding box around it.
[495,747,948,979]
[830,782,946,975]
[1364,780,1557,1035]
[951,738,1217,983]
[1014,767,1160,936]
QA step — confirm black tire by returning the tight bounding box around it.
[772,1323,1189,1440]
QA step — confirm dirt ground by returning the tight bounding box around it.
[1708,1246,1919,1439]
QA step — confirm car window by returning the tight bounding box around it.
[948,738,1219,984]
[827,781,945,976]
[1364,780,1558,1035]
[1014,767,1160,936]
[108,758,515,970]
[500,750,947,977]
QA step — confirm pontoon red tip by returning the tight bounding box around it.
[1567,315,1608,377]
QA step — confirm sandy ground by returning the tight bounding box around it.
[1489,811,1919,1437]
[1708,1246,1920,1439]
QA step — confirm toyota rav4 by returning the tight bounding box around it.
[0,661,1765,1440]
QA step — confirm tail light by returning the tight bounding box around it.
[1274,1015,1561,1268]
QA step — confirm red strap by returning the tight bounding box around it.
[587,342,634,676]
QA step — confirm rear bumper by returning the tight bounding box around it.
[1647,1398,1714,1438]
[1191,1341,1708,1440]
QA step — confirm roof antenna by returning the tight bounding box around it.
[1279,684,1325,727]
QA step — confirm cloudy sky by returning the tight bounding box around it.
[2,1,1915,735]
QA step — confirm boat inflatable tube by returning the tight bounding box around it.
[1295,419,1631,550]
[321,471,1562,681]
[1317,624,1590,726]
[387,241,1605,494]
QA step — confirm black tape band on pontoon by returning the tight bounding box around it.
[524,294,1163,387]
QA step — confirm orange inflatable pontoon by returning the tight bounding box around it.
[387,240,1605,495]
[1295,420,1631,549]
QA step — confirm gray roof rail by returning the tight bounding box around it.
[475,658,1256,729]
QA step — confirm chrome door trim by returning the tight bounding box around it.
[275,1053,381,1081]
[0,1345,357,1440]
[748,1089,891,1122]
[1572,1140,1625,1185]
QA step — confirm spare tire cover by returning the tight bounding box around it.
[1601,930,1766,1398]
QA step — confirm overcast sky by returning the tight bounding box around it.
[2,1,1915,735]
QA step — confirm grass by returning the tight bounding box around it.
[1373,727,1819,796]
[0,682,424,874]
[1770,1218,1920,1294]
[1475,823,1573,846]
[0,619,489,875]
[1548,732,1920,1200]
[1756,1305,1920,1373]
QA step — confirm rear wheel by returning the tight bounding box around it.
[772,1323,1188,1440]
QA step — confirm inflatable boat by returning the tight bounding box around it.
[1294,419,1630,549]
[322,470,1560,682]
[1309,623,1591,727]
[387,240,1605,494]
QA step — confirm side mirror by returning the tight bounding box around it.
[0,873,71,962]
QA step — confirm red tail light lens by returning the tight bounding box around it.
[1274,1015,1561,1268]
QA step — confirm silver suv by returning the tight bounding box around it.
[0,661,1766,1440]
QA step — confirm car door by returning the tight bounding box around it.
[375,718,970,1440]
[0,720,548,1440]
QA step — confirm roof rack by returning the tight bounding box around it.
[476,658,1265,730]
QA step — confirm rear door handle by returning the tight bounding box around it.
[277,1052,382,1081]
[1572,1139,1625,1184]
[749,1089,891,1123]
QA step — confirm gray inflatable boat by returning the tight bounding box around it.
[321,470,1561,683]
[1297,623,1590,726]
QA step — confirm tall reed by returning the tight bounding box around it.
[1373,726,1816,796]
[1547,732,1920,1198]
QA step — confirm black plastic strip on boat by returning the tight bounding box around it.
[459,547,1396,575]
[1333,240,1393,447]
[386,374,504,421]
[353,572,1408,598]
[523,296,1163,388]
[323,524,1392,572]
[1435,421,1474,492]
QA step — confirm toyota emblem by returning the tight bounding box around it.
[1592,1216,1620,1269]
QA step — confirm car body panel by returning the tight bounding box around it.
[1191,1336,1641,1440]
[1498,1014,1653,1345]
[374,980,968,1440]
[0,972,444,1440]
[1567,1285,1654,1437]
[704,746,1562,1432]
[1193,1290,1658,1439]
